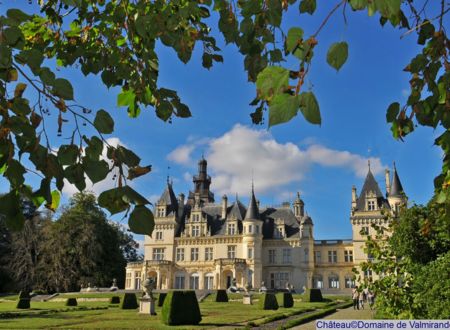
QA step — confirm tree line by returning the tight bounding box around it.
[0,192,141,293]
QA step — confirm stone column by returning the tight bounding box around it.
[156,270,161,290]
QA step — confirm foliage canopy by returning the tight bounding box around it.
[0,0,448,234]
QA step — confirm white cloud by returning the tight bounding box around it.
[62,137,125,197]
[167,145,195,165]
[169,124,386,196]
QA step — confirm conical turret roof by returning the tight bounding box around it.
[356,167,384,210]
[244,186,260,220]
[389,164,404,197]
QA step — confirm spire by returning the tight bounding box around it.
[389,162,404,197]
[244,184,260,220]
[355,167,384,210]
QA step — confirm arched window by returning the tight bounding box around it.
[190,273,199,289]
[345,276,355,288]
[312,275,323,289]
[328,274,340,289]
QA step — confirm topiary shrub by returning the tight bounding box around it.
[18,291,30,299]
[161,291,201,325]
[215,289,228,302]
[121,293,138,309]
[305,289,323,302]
[158,293,167,307]
[259,293,279,310]
[65,298,78,306]
[281,292,294,308]
[110,296,120,304]
[16,299,30,309]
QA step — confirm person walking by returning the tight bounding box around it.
[352,286,359,310]
[358,290,365,310]
[368,291,375,310]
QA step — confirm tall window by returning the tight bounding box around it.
[192,213,200,222]
[313,275,323,289]
[205,247,213,261]
[282,248,292,264]
[247,247,253,259]
[268,249,276,264]
[275,226,283,238]
[328,275,340,289]
[157,208,165,217]
[227,245,236,259]
[227,223,236,235]
[345,276,355,288]
[314,251,321,264]
[190,247,199,261]
[155,231,163,240]
[191,225,200,237]
[328,250,337,263]
[175,275,185,289]
[248,224,253,233]
[255,225,259,234]
[152,248,165,260]
[344,250,353,262]
[176,248,185,262]
[190,274,199,289]
[364,269,373,278]
[367,200,375,211]
[361,226,369,235]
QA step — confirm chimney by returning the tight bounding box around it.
[385,168,391,196]
[221,194,228,219]
[351,185,357,210]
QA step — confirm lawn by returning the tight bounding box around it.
[0,293,346,329]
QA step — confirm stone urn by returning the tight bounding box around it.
[243,283,253,305]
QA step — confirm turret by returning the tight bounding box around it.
[385,169,391,196]
[293,192,305,218]
[387,163,406,214]
[351,185,357,210]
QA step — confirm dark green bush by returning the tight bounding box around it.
[304,289,323,302]
[158,293,167,307]
[259,293,279,310]
[161,291,201,325]
[121,293,138,309]
[281,292,294,308]
[110,296,120,304]
[18,291,30,299]
[16,299,30,309]
[215,289,228,302]
[65,298,78,306]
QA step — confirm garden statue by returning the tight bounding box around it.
[259,281,267,293]
[139,278,156,315]
[110,278,118,291]
[243,283,252,305]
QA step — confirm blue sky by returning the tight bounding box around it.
[1,1,443,242]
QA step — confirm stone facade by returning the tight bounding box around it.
[125,159,406,294]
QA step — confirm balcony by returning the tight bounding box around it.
[214,258,246,266]
[145,260,172,266]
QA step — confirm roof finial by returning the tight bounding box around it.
[235,193,239,201]
[251,169,254,193]
[167,165,171,185]
[368,159,371,171]
[393,161,396,170]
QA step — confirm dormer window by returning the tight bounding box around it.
[367,200,376,211]
[157,207,165,217]
[191,225,200,237]
[275,226,284,238]
[192,213,200,222]
[227,223,236,235]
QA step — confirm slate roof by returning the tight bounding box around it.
[389,166,404,197]
[356,169,390,211]
[158,182,178,216]
[260,207,300,238]
[244,188,260,220]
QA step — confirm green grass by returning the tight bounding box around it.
[0,293,351,329]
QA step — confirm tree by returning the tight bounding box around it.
[42,192,135,291]
[359,197,450,319]
[0,1,448,235]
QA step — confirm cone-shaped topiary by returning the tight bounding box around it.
[281,292,294,308]
[16,298,30,309]
[161,291,201,325]
[110,296,121,304]
[304,289,323,302]
[158,293,167,307]
[215,289,228,302]
[259,293,279,310]
[66,298,78,306]
[121,293,138,309]
[18,291,30,299]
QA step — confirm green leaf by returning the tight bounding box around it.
[156,100,173,121]
[53,78,74,100]
[4,159,26,187]
[98,187,129,215]
[83,158,109,184]
[386,102,400,123]
[299,92,321,125]
[85,136,103,160]
[94,109,114,134]
[58,144,79,165]
[436,190,446,204]
[14,83,27,97]
[269,94,300,127]
[299,0,316,14]
[128,205,155,235]
[349,0,368,11]
[117,146,140,167]
[64,164,85,191]
[0,191,24,231]
[117,89,136,107]
[256,66,290,100]
[438,82,446,105]
[3,27,23,46]
[0,45,12,69]
[128,165,152,180]
[375,0,400,18]
[326,42,349,71]
[48,190,61,211]
[121,186,150,205]
[286,27,303,54]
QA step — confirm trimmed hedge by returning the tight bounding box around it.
[259,293,279,310]
[158,293,167,307]
[304,288,323,302]
[279,307,337,329]
[215,289,228,302]
[121,293,138,309]
[161,291,201,325]
[110,296,120,304]
[65,298,78,306]
[16,299,30,309]
[18,291,30,299]
[280,292,294,308]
